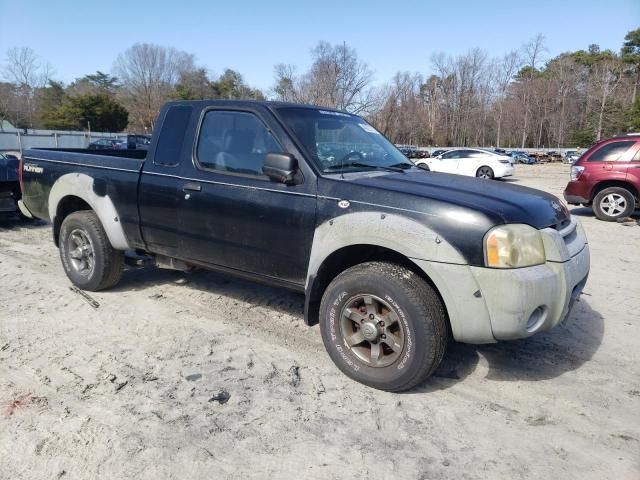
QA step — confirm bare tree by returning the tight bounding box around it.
[272,64,302,102]
[273,42,375,114]
[494,50,521,147]
[2,47,50,128]
[591,56,623,140]
[519,34,547,147]
[114,43,195,131]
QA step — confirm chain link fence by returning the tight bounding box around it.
[0,130,126,153]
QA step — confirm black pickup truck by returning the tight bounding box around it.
[20,100,590,391]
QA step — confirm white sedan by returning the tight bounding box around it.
[415,148,514,179]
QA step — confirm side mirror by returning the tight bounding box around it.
[437,155,443,160]
[263,153,299,185]
[417,163,430,171]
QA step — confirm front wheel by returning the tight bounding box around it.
[476,166,494,179]
[319,262,448,392]
[59,211,124,291]
[593,187,635,221]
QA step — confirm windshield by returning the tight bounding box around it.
[276,107,412,173]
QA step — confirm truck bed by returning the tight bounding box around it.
[21,147,146,248]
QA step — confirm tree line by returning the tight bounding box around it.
[1,29,639,148]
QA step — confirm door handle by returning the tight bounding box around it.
[183,182,202,192]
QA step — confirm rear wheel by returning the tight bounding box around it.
[59,211,124,291]
[476,166,494,179]
[593,187,635,221]
[319,262,448,392]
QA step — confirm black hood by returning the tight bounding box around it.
[318,170,569,266]
[347,170,569,229]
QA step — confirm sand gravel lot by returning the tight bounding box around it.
[1,164,639,479]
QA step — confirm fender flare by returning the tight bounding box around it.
[306,211,466,289]
[303,211,467,325]
[48,173,130,250]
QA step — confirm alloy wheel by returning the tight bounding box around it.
[339,294,406,367]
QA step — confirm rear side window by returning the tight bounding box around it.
[154,106,193,166]
[467,151,488,158]
[588,141,635,162]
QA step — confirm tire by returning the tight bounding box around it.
[592,187,635,221]
[476,166,494,179]
[59,211,124,291]
[319,261,448,392]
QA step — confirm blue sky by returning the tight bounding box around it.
[2,0,638,91]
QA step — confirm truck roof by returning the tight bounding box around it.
[162,99,354,115]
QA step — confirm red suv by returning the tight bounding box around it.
[564,134,640,221]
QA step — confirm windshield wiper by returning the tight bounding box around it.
[326,162,407,173]
[388,162,415,170]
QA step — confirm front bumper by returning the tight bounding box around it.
[470,244,589,340]
[412,216,590,343]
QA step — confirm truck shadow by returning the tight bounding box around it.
[112,266,605,390]
[0,216,48,230]
[415,299,604,392]
[112,266,306,315]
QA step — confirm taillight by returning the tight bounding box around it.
[570,165,584,181]
[18,154,23,192]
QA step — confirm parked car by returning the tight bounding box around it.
[546,151,563,162]
[564,134,640,221]
[0,152,23,215]
[563,150,581,164]
[415,148,514,179]
[512,153,536,164]
[20,100,589,392]
[89,135,151,151]
[88,138,125,150]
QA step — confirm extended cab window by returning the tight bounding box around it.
[588,141,635,162]
[196,110,283,176]
[155,106,193,166]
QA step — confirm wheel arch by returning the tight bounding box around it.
[49,173,130,250]
[590,180,639,202]
[304,243,450,329]
[53,195,92,246]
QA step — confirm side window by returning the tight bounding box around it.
[441,151,458,159]
[633,146,640,162]
[196,110,284,176]
[155,106,193,167]
[588,141,635,162]
[467,151,487,158]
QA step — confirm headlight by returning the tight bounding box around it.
[570,166,584,180]
[484,224,545,268]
